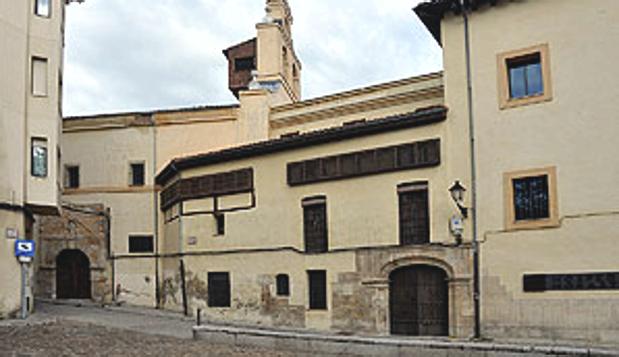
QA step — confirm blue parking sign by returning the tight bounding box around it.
[15,240,35,258]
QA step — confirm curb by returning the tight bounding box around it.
[193,325,619,356]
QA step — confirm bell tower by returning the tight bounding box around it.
[223,0,301,105]
[254,0,301,104]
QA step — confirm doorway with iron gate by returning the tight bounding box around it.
[389,264,449,336]
[56,249,91,299]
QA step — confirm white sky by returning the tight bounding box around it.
[63,0,442,116]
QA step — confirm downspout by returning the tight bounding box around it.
[152,117,161,308]
[461,1,481,339]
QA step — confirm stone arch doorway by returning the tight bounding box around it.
[389,264,448,336]
[56,249,91,299]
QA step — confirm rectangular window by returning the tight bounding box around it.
[65,165,80,188]
[31,138,48,177]
[497,44,552,109]
[214,213,225,236]
[234,57,255,71]
[208,272,231,307]
[512,175,549,221]
[308,270,327,310]
[508,53,543,99]
[504,167,558,230]
[276,274,290,296]
[130,162,145,186]
[128,235,154,253]
[303,197,328,253]
[35,0,51,17]
[32,57,48,96]
[398,182,430,245]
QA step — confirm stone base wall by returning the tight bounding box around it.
[36,204,113,303]
[482,273,619,347]
[159,245,474,338]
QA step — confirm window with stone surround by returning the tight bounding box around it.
[504,167,559,230]
[498,44,552,109]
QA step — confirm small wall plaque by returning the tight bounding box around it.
[187,236,198,246]
[5,228,18,239]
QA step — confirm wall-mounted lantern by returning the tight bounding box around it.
[449,180,468,219]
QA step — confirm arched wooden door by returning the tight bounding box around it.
[389,265,448,336]
[56,250,91,299]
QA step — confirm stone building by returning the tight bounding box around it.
[0,0,71,317]
[37,0,619,346]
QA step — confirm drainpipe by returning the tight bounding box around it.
[461,0,481,339]
[152,117,161,309]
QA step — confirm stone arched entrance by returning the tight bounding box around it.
[389,264,448,336]
[56,249,91,299]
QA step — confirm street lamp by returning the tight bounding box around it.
[449,180,468,219]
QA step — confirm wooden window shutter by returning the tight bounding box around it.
[398,183,430,245]
[208,272,231,307]
[303,197,328,253]
[308,270,327,310]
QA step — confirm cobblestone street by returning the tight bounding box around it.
[0,320,316,357]
[0,302,319,357]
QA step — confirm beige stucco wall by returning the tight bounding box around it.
[159,109,475,333]
[60,109,240,306]
[269,74,444,138]
[442,0,619,344]
[0,0,64,317]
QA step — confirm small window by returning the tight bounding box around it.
[308,270,327,310]
[35,0,51,17]
[292,64,298,79]
[130,162,145,186]
[276,274,290,296]
[507,53,543,99]
[398,182,430,245]
[32,57,48,97]
[234,57,255,72]
[302,197,328,253]
[208,272,231,307]
[31,138,48,177]
[498,44,552,109]
[512,175,549,221]
[128,235,154,253]
[65,165,80,188]
[504,167,558,230]
[214,213,225,236]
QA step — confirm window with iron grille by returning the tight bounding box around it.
[130,163,145,186]
[303,197,328,253]
[65,165,80,188]
[276,274,290,296]
[128,235,153,253]
[208,272,231,307]
[512,175,549,221]
[398,183,430,245]
[308,270,327,310]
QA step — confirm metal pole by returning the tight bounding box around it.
[462,3,481,339]
[180,259,188,316]
[20,262,27,319]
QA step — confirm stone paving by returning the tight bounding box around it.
[0,301,321,357]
